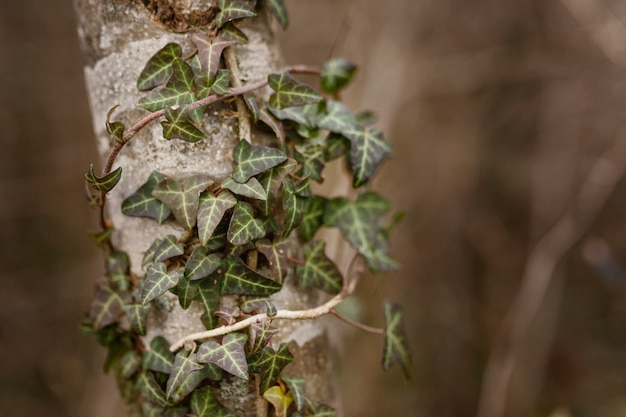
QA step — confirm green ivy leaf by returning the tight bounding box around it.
[263,0,288,29]
[197,190,237,245]
[191,33,236,93]
[143,336,175,374]
[89,283,125,330]
[248,321,279,355]
[85,164,122,193]
[106,251,131,290]
[166,351,204,400]
[323,134,350,162]
[240,297,277,316]
[220,22,249,44]
[106,105,125,144]
[137,43,183,91]
[122,171,171,224]
[185,246,222,281]
[214,306,241,325]
[119,350,141,379]
[294,145,325,182]
[295,240,342,294]
[153,234,184,263]
[281,376,306,411]
[263,386,293,417]
[232,140,288,183]
[227,202,265,246]
[257,159,297,216]
[138,58,197,112]
[123,303,150,336]
[171,275,199,309]
[197,332,249,379]
[248,344,294,393]
[321,58,357,93]
[345,126,392,187]
[317,101,358,136]
[300,399,336,417]
[152,175,213,230]
[216,0,257,28]
[143,237,162,267]
[383,300,413,381]
[195,276,221,330]
[222,177,268,200]
[210,69,231,95]
[191,386,236,417]
[141,263,184,305]
[161,107,205,142]
[255,238,291,284]
[137,372,172,408]
[268,72,323,109]
[163,406,188,417]
[299,196,326,242]
[220,255,281,296]
[169,364,211,404]
[282,177,305,237]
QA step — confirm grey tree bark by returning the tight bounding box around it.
[73,0,339,414]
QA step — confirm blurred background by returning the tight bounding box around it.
[4,0,626,416]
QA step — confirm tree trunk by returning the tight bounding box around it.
[74,0,339,414]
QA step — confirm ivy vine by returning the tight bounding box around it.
[83,1,411,416]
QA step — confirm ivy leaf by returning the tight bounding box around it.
[152,175,213,230]
[138,58,196,112]
[383,300,413,381]
[137,43,182,91]
[282,177,305,237]
[197,332,249,379]
[248,344,294,393]
[191,386,236,417]
[263,0,288,29]
[143,237,162,267]
[161,107,205,142]
[106,251,131,291]
[294,146,325,182]
[210,69,231,95]
[123,303,150,336]
[227,202,265,246]
[122,171,171,223]
[255,238,291,284]
[301,399,336,417]
[222,177,268,200]
[257,159,297,216]
[232,140,288,183]
[323,134,350,162]
[281,376,306,411]
[197,190,237,245]
[317,101,358,136]
[248,320,279,355]
[166,351,204,400]
[141,263,183,305]
[240,297,277,316]
[119,350,141,379]
[299,196,326,242]
[168,364,210,404]
[85,164,122,193]
[171,275,199,309]
[263,386,293,417]
[89,283,125,330]
[268,72,323,109]
[195,276,221,330]
[220,22,249,44]
[153,234,184,262]
[185,246,222,281]
[163,407,188,417]
[220,255,281,296]
[215,306,241,325]
[143,336,175,374]
[137,372,172,408]
[216,0,257,28]
[106,105,125,144]
[344,126,392,187]
[191,33,236,89]
[259,108,286,143]
[295,240,342,294]
[321,59,357,93]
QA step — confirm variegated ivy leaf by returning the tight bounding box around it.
[143,336,174,374]
[106,105,125,144]
[268,103,320,129]
[248,344,294,393]
[153,234,184,263]
[383,300,413,381]
[197,190,237,245]
[255,238,291,284]
[299,195,326,242]
[263,386,293,417]
[161,106,205,142]
[248,320,279,355]
[317,101,358,136]
[321,58,357,93]
[191,33,236,94]
[141,263,184,305]
[268,72,323,109]
[85,164,122,193]
[195,275,221,330]
[295,240,342,294]
[227,202,265,246]
[171,275,199,309]
[324,192,399,271]
[122,171,171,223]
[263,0,288,28]
[232,139,288,183]
[294,145,325,182]
[168,363,213,404]
[214,306,240,325]
[222,177,268,200]
[152,175,213,230]
[257,158,297,216]
[220,22,249,44]
[216,0,257,28]
[123,303,150,336]
[240,297,277,316]
[137,43,182,91]
[166,351,203,400]
[185,246,222,281]
[89,283,125,330]
[281,376,306,411]
[210,69,231,95]
[143,237,162,267]
[191,386,236,417]
[138,58,197,112]
[197,332,249,379]
[282,177,305,237]
[344,126,392,187]
[119,350,141,379]
[220,255,281,296]
[137,371,172,408]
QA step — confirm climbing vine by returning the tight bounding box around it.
[83,1,411,416]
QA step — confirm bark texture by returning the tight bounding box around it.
[74,0,339,414]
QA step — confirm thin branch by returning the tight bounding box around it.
[329,309,384,334]
[224,47,252,143]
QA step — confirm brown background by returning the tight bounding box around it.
[3,1,626,416]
